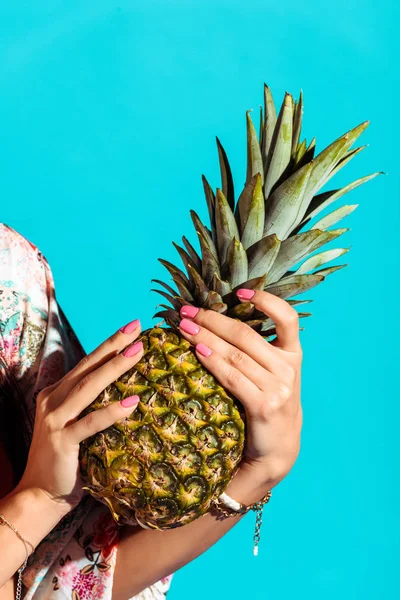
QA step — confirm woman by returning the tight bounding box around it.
[0,222,302,600]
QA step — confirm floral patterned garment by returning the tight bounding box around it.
[0,223,173,600]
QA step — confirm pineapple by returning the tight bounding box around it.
[79,84,381,530]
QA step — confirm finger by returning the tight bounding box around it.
[192,343,262,415]
[235,289,301,352]
[53,340,144,426]
[179,307,290,379]
[52,319,142,403]
[178,318,275,391]
[68,394,141,444]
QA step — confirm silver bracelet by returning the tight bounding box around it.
[0,514,35,600]
[210,490,272,555]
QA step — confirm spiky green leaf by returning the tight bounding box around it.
[268,228,348,282]
[301,172,382,226]
[172,242,198,278]
[241,173,265,249]
[201,176,217,242]
[313,264,347,277]
[151,289,182,311]
[190,210,219,259]
[223,238,248,289]
[264,161,313,239]
[264,92,293,198]
[236,173,259,231]
[296,137,316,170]
[246,111,264,185]
[296,248,349,274]
[182,236,201,270]
[203,290,224,309]
[262,84,277,166]
[267,229,323,282]
[294,139,307,165]
[323,145,367,185]
[303,122,369,201]
[247,234,281,279]
[292,90,303,156]
[215,189,240,264]
[152,279,179,298]
[216,137,235,211]
[187,264,210,304]
[311,204,358,231]
[212,273,232,296]
[259,105,264,152]
[158,259,194,299]
[265,273,325,299]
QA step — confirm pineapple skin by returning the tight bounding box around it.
[79,327,245,530]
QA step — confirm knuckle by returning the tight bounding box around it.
[77,354,91,369]
[232,320,253,342]
[227,348,244,367]
[286,308,299,326]
[279,383,292,402]
[42,412,57,432]
[74,374,92,394]
[283,365,296,386]
[108,331,122,346]
[268,389,285,411]
[36,385,52,404]
[82,410,95,431]
[239,324,255,342]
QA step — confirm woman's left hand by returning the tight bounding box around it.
[178,289,303,492]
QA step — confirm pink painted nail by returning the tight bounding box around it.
[196,343,212,357]
[180,305,200,319]
[179,318,200,335]
[120,395,140,408]
[123,340,143,357]
[120,319,140,334]
[236,288,256,300]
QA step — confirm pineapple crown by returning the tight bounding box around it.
[153,84,382,337]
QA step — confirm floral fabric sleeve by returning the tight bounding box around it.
[0,223,173,600]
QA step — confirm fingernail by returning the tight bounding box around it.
[196,343,212,357]
[120,395,140,408]
[236,288,255,300]
[123,341,143,357]
[120,319,140,334]
[180,305,200,319]
[179,318,200,335]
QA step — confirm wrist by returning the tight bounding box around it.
[223,462,275,507]
[13,485,71,519]
[3,486,70,550]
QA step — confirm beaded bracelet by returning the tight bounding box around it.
[210,490,272,556]
[0,514,35,600]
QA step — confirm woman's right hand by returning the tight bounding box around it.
[14,318,144,515]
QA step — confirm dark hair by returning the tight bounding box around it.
[0,355,33,482]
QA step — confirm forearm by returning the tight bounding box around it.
[0,488,67,588]
[113,465,272,600]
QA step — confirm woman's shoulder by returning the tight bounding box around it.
[0,222,44,259]
[0,222,49,294]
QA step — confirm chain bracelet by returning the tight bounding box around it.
[0,514,35,600]
[253,502,265,556]
[210,490,272,555]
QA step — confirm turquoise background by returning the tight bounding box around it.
[0,1,398,598]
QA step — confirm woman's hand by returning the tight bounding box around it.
[178,289,303,492]
[14,319,145,515]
